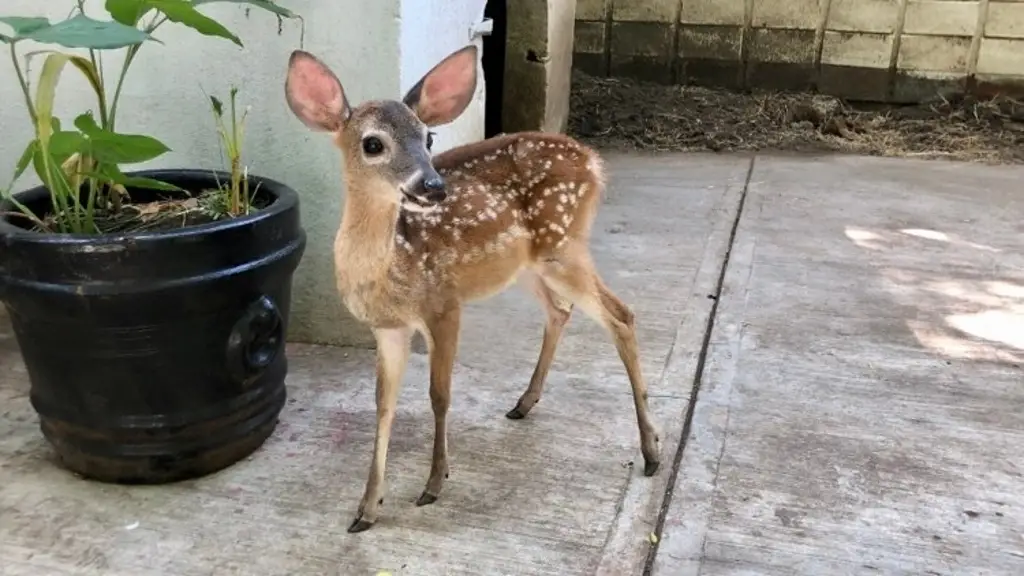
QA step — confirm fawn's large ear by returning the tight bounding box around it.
[402,45,479,127]
[285,50,351,132]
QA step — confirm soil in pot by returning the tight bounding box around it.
[0,169,306,484]
[23,177,276,235]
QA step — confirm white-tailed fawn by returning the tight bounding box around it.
[285,44,661,532]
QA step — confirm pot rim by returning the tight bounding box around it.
[0,168,299,245]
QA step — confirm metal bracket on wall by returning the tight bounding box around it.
[470,18,493,40]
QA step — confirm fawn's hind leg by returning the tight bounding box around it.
[534,243,661,476]
[507,272,574,420]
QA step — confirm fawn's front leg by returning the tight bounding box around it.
[348,326,412,533]
[417,306,462,506]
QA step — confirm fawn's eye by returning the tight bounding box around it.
[426,131,435,150]
[362,136,385,156]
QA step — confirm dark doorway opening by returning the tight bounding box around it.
[481,0,507,138]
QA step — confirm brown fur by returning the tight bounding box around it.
[285,45,662,533]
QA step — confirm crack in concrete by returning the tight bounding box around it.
[641,155,757,576]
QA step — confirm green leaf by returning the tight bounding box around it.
[0,16,52,39]
[68,112,171,164]
[2,139,39,196]
[192,0,296,19]
[120,175,183,191]
[24,14,150,49]
[90,131,172,164]
[73,112,102,135]
[104,0,152,26]
[98,163,183,191]
[149,0,240,45]
[210,95,224,117]
[12,140,39,181]
[49,131,88,160]
[31,141,81,232]
[30,144,49,191]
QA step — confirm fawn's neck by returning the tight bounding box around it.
[336,184,401,279]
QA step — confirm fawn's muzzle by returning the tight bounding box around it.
[402,170,447,206]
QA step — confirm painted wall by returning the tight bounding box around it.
[401,0,488,151]
[305,0,488,347]
[573,0,1024,102]
[0,0,489,348]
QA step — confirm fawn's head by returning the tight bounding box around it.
[285,44,478,210]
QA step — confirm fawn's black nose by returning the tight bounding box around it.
[424,176,445,191]
[422,176,446,202]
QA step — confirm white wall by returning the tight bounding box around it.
[0,0,490,347]
[399,0,489,154]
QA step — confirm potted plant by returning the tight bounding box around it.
[0,0,307,484]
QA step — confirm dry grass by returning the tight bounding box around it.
[568,72,1024,163]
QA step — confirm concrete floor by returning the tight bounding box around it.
[652,155,1024,576]
[1,153,1022,575]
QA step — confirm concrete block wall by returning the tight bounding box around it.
[573,0,1024,102]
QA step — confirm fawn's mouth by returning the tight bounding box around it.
[399,188,440,213]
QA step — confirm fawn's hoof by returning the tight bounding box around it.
[416,492,438,506]
[643,459,660,477]
[347,517,375,533]
[505,406,526,420]
[506,400,534,420]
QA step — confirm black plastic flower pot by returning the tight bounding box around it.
[0,169,306,484]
